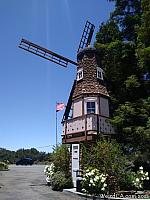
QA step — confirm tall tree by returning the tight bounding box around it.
[108,0,142,41]
[95,0,150,164]
[137,0,150,94]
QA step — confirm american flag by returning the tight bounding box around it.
[56,103,65,112]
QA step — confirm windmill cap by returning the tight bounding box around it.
[77,47,100,61]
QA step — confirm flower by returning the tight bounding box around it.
[82,167,108,195]
[139,166,143,170]
[139,184,142,188]
[135,178,140,182]
[101,177,106,183]
[44,163,55,184]
[139,169,144,174]
[94,176,99,182]
[90,179,94,184]
[46,177,51,183]
[145,172,148,176]
[131,167,149,190]
[44,165,49,174]
[103,183,107,188]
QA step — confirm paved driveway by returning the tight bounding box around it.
[0,165,84,200]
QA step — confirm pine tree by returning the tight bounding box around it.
[109,0,142,41]
[95,0,150,164]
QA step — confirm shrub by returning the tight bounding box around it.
[131,166,149,190]
[51,171,73,191]
[64,176,74,189]
[119,170,135,190]
[44,163,55,185]
[52,144,70,177]
[82,167,108,195]
[0,162,8,170]
[119,166,149,191]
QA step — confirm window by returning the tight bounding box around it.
[97,67,103,80]
[77,68,83,81]
[87,102,95,114]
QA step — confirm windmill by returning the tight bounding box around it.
[19,20,115,188]
[19,21,95,67]
[18,20,95,147]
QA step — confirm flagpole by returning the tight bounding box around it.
[56,104,58,147]
[55,102,65,148]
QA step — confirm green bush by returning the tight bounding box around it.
[51,171,73,191]
[52,144,70,177]
[119,170,135,190]
[64,176,74,189]
[81,140,132,193]
[82,167,108,195]
[0,162,8,170]
[117,166,150,193]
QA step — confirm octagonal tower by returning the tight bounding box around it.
[62,47,115,144]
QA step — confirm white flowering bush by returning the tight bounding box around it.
[131,166,149,190]
[82,167,108,195]
[44,163,55,185]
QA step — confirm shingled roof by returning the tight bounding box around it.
[72,47,109,99]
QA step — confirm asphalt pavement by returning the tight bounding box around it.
[0,165,84,200]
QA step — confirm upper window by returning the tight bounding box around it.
[87,102,95,114]
[97,67,104,80]
[77,68,83,81]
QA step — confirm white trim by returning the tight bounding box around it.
[77,68,83,81]
[97,67,104,80]
[84,97,98,114]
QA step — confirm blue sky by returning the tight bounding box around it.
[0,0,114,153]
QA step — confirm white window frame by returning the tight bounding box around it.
[97,67,104,80]
[84,97,98,114]
[77,68,83,81]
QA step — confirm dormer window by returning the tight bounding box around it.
[77,68,83,81]
[97,67,104,80]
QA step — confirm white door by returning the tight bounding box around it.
[72,144,80,187]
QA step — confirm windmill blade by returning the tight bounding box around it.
[62,80,76,121]
[77,21,95,53]
[19,39,77,67]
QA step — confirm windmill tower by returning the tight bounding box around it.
[62,47,115,143]
[62,42,115,187]
[19,21,115,187]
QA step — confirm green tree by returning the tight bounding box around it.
[137,0,150,94]
[95,0,150,167]
[95,1,142,106]
[0,147,50,164]
[108,0,142,41]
